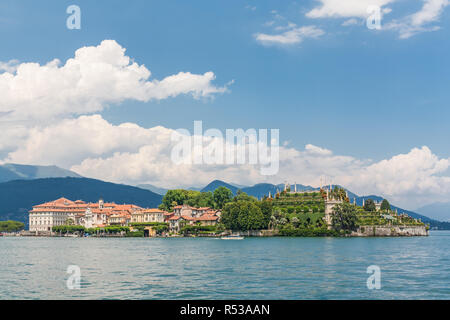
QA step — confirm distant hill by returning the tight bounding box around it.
[137,184,169,195]
[201,180,240,194]
[0,163,81,183]
[416,202,450,222]
[137,184,205,195]
[201,180,358,200]
[0,178,163,226]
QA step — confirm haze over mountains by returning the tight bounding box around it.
[0,163,81,183]
[416,202,450,222]
[0,164,449,229]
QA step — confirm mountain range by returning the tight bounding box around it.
[416,202,450,222]
[0,163,81,183]
[0,164,449,229]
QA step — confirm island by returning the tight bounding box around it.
[2,183,428,238]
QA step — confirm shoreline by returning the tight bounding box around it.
[4,224,428,238]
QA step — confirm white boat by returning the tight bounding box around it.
[221,235,244,240]
[64,234,79,238]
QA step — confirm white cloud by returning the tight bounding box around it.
[342,18,360,26]
[0,40,229,121]
[306,0,395,18]
[255,24,325,46]
[305,0,449,38]
[386,0,449,38]
[305,144,333,156]
[0,59,20,73]
[2,114,174,168]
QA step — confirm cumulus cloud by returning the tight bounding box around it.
[255,24,325,46]
[306,0,395,18]
[386,0,449,38]
[341,18,361,26]
[0,40,229,121]
[0,59,20,73]
[305,0,449,38]
[2,114,449,209]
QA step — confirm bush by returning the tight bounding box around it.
[279,226,338,237]
[0,220,25,232]
[125,231,144,237]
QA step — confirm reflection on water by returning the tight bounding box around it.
[0,232,449,299]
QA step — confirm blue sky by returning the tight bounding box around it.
[0,0,448,159]
[0,0,449,208]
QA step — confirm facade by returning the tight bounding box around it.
[29,198,143,231]
[131,208,166,223]
[29,198,221,234]
[29,198,86,232]
[168,206,221,232]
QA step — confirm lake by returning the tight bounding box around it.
[0,231,449,299]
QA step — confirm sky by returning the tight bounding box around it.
[0,0,450,209]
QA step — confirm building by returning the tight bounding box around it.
[195,214,219,226]
[108,212,131,226]
[131,208,166,223]
[29,198,221,234]
[168,206,221,232]
[173,204,220,218]
[29,197,143,231]
[29,198,86,232]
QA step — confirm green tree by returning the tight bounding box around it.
[162,189,188,211]
[0,220,25,232]
[380,199,391,211]
[221,200,265,231]
[233,191,257,202]
[257,200,273,229]
[213,186,233,209]
[332,202,358,232]
[363,199,376,212]
[196,191,215,207]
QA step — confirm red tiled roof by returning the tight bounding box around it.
[195,214,219,221]
[142,208,165,213]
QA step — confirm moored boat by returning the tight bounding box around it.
[221,235,244,240]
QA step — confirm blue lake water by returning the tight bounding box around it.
[0,231,449,299]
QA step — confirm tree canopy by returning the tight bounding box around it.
[221,200,267,231]
[363,199,376,212]
[0,220,25,232]
[161,189,215,211]
[213,186,233,209]
[160,187,234,211]
[332,202,358,232]
[380,199,391,211]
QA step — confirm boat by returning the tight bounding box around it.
[64,234,79,238]
[220,235,244,240]
[0,233,3,237]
